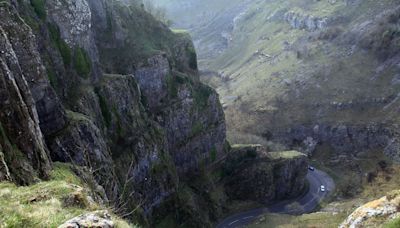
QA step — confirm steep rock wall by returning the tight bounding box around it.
[0,0,227,226]
[284,11,328,31]
[271,123,400,162]
[222,145,308,203]
[0,2,54,184]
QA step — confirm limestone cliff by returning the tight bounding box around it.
[0,0,311,227]
[222,145,308,203]
[284,11,328,31]
[0,0,227,226]
[0,2,55,185]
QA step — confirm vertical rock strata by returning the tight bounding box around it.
[0,0,227,225]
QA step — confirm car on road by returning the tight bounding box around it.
[320,185,326,192]
[308,166,315,171]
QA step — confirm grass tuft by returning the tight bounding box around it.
[384,217,400,228]
[0,162,133,227]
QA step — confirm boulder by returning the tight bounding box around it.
[59,211,114,228]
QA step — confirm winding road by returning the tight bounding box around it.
[216,169,335,228]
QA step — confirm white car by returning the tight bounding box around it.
[320,185,326,192]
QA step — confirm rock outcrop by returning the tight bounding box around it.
[270,123,400,162]
[223,145,308,203]
[340,190,400,228]
[284,11,328,31]
[59,211,114,228]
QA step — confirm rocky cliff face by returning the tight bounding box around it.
[0,2,55,185]
[271,123,400,162]
[222,145,308,203]
[0,0,313,226]
[0,0,227,226]
[284,11,328,31]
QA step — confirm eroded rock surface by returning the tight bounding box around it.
[223,145,308,202]
[59,211,114,228]
[340,190,400,228]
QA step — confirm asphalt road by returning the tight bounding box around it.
[216,169,335,228]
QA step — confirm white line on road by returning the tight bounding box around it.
[229,220,240,226]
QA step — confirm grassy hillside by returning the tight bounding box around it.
[154,0,400,138]
[0,163,132,227]
[204,0,399,136]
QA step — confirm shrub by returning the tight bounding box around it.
[30,0,46,20]
[74,48,91,78]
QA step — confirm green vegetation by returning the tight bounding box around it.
[98,3,178,74]
[166,74,178,98]
[167,0,400,142]
[193,84,212,108]
[59,42,72,66]
[112,107,123,139]
[210,146,217,162]
[0,162,131,227]
[385,217,400,228]
[0,122,34,185]
[171,29,189,34]
[30,0,46,20]
[65,110,91,123]
[268,151,305,160]
[248,212,347,228]
[48,23,72,66]
[191,122,203,136]
[46,66,57,88]
[74,47,91,78]
[94,88,112,128]
[222,145,258,177]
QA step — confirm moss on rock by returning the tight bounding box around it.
[74,47,91,78]
[30,0,46,20]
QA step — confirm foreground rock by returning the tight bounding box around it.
[340,190,400,228]
[59,211,114,228]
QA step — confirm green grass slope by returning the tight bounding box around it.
[194,0,400,139]
[0,163,133,227]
